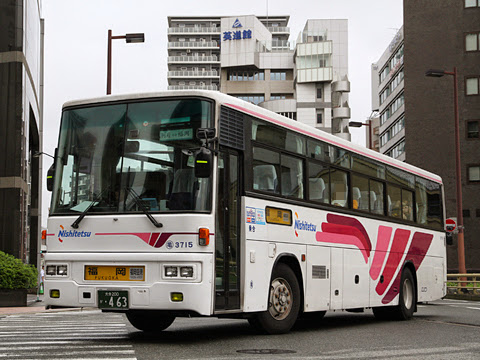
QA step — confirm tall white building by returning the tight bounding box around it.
[371,27,405,160]
[167,15,351,139]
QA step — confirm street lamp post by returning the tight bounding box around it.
[107,30,145,95]
[349,121,373,149]
[425,67,466,274]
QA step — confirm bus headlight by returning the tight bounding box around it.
[180,266,194,278]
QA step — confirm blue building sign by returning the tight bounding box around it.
[223,19,252,41]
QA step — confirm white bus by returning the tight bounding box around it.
[45,91,447,334]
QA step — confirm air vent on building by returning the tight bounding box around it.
[219,106,245,150]
[312,265,328,279]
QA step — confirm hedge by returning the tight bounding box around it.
[0,251,38,289]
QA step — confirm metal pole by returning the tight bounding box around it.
[367,121,372,150]
[107,29,112,95]
[452,67,466,274]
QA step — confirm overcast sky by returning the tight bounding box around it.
[40,0,403,225]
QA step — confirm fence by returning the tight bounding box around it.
[446,273,480,295]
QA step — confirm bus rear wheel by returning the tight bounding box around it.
[249,263,300,334]
[126,310,175,332]
[373,267,416,321]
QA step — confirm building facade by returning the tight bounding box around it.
[0,0,44,265]
[371,27,405,160]
[167,16,351,140]
[404,0,480,271]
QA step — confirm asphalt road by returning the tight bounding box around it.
[1,299,480,360]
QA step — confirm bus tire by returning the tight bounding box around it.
[250,263,301,334]
[126,311,175,332]
[373,267,416,321]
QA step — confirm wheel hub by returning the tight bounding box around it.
[269,278,292,320]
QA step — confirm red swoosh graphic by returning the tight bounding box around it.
[318,223,370,263]
[95,232,213,248]
[381,232,434,304]
[327,214,372,254]
[375,229,411,296]
[370,226,393,281]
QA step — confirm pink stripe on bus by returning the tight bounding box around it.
[375,228,411,295]
[369,226,393,281]
[225,103,442,184]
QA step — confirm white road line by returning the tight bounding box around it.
[0,345,132,350]
[0,341,128,346]
[466,307,480,311]
[0,350,136,357]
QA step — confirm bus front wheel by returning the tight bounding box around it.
[249,263,301,334]
[126,310,175,332]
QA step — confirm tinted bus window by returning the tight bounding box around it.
[370,179,384,215]
[387,185,402,218]
[330,168,349,208]
[351,174,368,210]
[386,166,415,188]
[415,177,443,230]
[402,189,414,221]
[352,154,385,179]
[308,161,330,204]
[281,155,304,198]
[252,147,280,193]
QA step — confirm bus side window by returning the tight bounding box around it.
[330,168,348,208]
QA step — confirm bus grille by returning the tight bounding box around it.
[219,106,245,150]
[312,265,328,279]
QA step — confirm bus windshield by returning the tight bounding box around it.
[50,98,213,215]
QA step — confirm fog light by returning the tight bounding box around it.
[171,292,183,302]
[57,265,68,276]
[46,265,56,276]
[165,266,178,277]
[50,289,60,298]
[180,266,193,278]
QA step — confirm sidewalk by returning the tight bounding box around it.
[0,294,93,316]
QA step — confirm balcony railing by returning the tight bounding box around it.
[168,27,220,34]
[168,70,219,78]
[168,84,218,91]
[267,26,290,33]
[168,55,219,63]
[168,41,219,48]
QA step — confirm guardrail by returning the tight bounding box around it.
[446,273,480,295]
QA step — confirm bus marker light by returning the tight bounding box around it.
[199,228,209,246]
[50,289,60,298]
[57,265,68,276]
[301,254,306,262]
[171,292,183,302]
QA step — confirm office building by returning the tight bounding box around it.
[371,27,405,160]
[404,0,480,271]
[0,0,44,265]
[167,16,351,140]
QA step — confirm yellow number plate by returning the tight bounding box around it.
[84,266,145,281]
[265,207,292,226]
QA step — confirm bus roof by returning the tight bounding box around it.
[62,90,442,184]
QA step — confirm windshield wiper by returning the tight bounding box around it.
[71,187,109,229]
[125,187,163,228]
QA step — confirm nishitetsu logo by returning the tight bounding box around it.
[294,212,316,237]
[58,225,91,242]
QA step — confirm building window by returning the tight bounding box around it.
[465,33,479,51]
[466,76,479,95]
[467,120,479,138]
[463,209,471,218]
[270,71,286,81]
[317,87,323,99]
[465,0,479,7]
[468,165,480,182]
[317,113,323,124]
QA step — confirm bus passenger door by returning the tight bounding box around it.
[215,149,241,311]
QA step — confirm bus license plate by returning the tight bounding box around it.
[98,290,129,309]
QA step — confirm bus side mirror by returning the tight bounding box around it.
[46,164,55,192]
[195,147,212,178]
[446,232,453,246]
